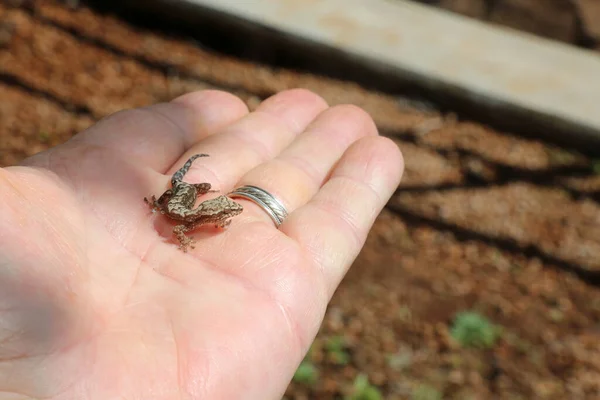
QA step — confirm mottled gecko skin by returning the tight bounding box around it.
[144,154,243,252]
[170,153,208,186]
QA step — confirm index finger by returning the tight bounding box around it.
[69,90,249,173]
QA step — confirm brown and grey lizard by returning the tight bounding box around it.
[144,154,243,252]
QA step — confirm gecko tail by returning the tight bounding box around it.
[171,153,210,185]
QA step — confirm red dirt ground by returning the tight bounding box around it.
[1,1,600,399]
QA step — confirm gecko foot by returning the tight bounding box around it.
[173,225,196,252]
[144,195,159,213]
[215,219,232,229]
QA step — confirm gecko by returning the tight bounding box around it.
[144,154,243,252]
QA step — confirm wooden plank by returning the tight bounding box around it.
[119,0,600,152]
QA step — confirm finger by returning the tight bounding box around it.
[282,136,404,297]
[164,89,329,192]
[232,105,378,226]
[66,90,249,172]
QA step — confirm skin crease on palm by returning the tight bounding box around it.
[0,89,403,399]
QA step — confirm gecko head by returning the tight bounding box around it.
[221,196,243,218]
[207,196,243,219]
[154,189,174,209]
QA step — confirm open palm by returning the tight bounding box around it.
[0,89,403,399]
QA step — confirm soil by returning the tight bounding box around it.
[1,1,600,399]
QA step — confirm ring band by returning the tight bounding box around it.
[228,185,288,227]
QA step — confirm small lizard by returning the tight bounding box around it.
[144,154,243,252]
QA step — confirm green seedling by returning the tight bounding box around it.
[411,384,443,400]
[450,311,501,349]
[345,374,382,400]
[325,335,351,365]
[386,350,412,371]
[548,308,564,322]
[293,360,319,386]
[38,131,51,143]
[397,305,413,322]
[545,147,580,166]
[293,342,319,386]
[592,160,600,175]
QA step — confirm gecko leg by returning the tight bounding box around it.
[173,224,196,252]
[144,189,173,214]
[144,195,160,213]
[193,183,216,196]
[172,206,234,252]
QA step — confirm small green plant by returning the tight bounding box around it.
[386,348,412,371]
[592,159,600,175]
[548,308,564,322]
[38,131,51,143]
[545,147,580,166]
[293,342,319,386]
[293,360,319,386]
[325,335,351,365]
[345,374,382,400]
[411,384,442,400]
[450,311,501,349]
[397,305,413,322]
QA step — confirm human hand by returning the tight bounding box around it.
[0,89,403,399]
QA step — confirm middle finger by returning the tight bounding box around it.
[161,89,329,192]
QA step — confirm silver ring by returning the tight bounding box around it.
[228,185,288,227]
